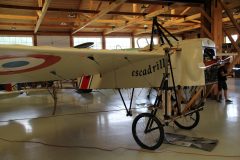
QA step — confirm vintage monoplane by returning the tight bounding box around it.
[0,17,218,150]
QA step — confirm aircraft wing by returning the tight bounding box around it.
[0,44,163,84]
[0,38,214,88]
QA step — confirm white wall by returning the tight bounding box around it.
[37,36,70,47]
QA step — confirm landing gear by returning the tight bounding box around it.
[174,111,200,130]
[132,112,164,150]
[47,84,58,115]
[76,89,92,93]
[131,17,205,150]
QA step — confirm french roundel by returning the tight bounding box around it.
[0,54,61,75]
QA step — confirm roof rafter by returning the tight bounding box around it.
[104,6,169,35]
[93,0,205,5]
[180,7,191,15]
[170,24,200,34]
[134,13,201,35]
[72,0,127,34]
[0,13,238,26]
[34,0,51,33]
[0,14,37,21]
[0,22,146,30]
[0,4,146,16]
[36,0,43,16]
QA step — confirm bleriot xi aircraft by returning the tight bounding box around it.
[0,18,217,150]
[0,38,210,88]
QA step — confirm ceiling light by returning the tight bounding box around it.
[68,12,76,18]
[11,27,16,30]
[111,25,116,30]
[144,25,148,32]
[141,4,149,9]
[60,22,67,26]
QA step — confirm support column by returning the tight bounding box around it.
[212,0,223,52]
[200,0,212,39]
[131,32,135,48]
[70,34,74,47]
[102,32,106,49]
[33,34,37,46]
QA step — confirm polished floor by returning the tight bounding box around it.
[0,79,239,160]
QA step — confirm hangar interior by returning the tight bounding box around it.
[0,0,240,159]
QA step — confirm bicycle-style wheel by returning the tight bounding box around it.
[132,113,164,150]
[174,111,200,130]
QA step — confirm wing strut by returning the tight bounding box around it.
[118,88,134,116]
[149,17,181,117]
[47,84,58,115]
[150,16,178,51]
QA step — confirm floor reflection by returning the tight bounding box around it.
[16,120,33,134]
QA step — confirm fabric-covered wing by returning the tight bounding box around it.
[0,44,163,84]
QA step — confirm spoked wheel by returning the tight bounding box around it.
[132,113,164,150]
[174,111,200,130]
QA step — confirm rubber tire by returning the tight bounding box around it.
[174,111,200,130]
[76,89,92,93]
[132,113,164,150]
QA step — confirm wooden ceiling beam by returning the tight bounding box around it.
[133,3,138,18]
[189,20,201,23]
[37,0,43,16]
[72,0,127,34]
[201,24,213,39]
[0,14,129,24]
[222,15,240,23]
[170,9,175,20]
[0,4,187,17]
[223,28,240,73]
[132,10,240,36]
[38,0,43,6]
[162,13,201,27]
[0,4,145,16]
[226,1,240,9]
[0,11,209,25]
[0,13,198,31]
[0,14,37,21]
[96,1,103,11]
[93,0,170,5]
[219,0,240,35]
[0,22,145,30]
[89,0,94,10]
[104,6,169,35]
[134,13,201,35]
[199,8,212,23]
[0,12,237,26]
[145,7,169,19]
[47,14,185,24]
[180,7,191,15]
[34,0,51,33]
[170,24,200,34]
[0,23,70,29]
[95,19,126,24]
[93,0,205,5]
[73,0,84,29]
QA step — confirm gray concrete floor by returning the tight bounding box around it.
[0,79,239,160]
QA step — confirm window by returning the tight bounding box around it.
[225,34,238,43]
[37,36,70,47]
[105,37,131,50]
[0,36,33,46]
[73,37,102,49]
[134,37,158,48]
